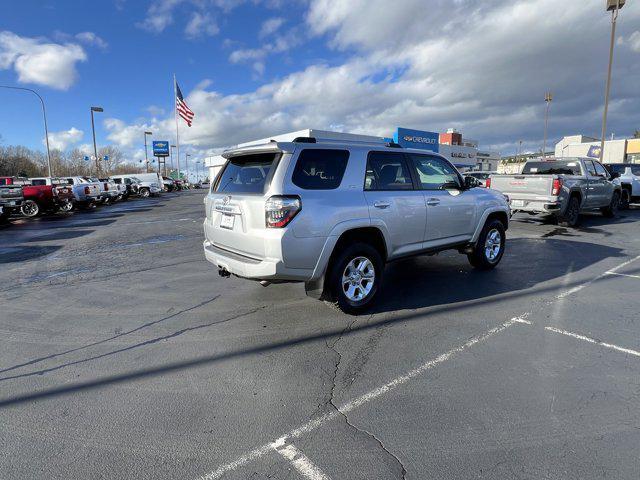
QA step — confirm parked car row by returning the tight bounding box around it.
[0,172,183,224]
[463,157,637,228]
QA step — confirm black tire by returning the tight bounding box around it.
[601,191,620,218]
[326,242,383,315]
[558,196,580,227]
[58,201,74,213]
[139,188,150,198]
[0,211,10,224]
[467,219,506,270]
[619,189,630,210]
[21,199,40,218]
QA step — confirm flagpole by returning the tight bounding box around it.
[173,74,181,180]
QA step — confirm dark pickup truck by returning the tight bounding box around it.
[0,178,24,223]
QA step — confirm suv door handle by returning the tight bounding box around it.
[373,201,390,209]
[427,198,440,206]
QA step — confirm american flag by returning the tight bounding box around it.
[176,82,194,127]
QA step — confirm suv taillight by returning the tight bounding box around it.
[552,178,563,196]
[104,183,109,191]
[485,177,491,188]
[265,195,301,228]
[84,186,90,195]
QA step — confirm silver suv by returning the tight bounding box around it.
[203,137,510,313]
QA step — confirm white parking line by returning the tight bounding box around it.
[273,441,331,480]
[556,255,640,299]
[604,271,640,280]
[196,316,526,480]
[545,326,640,358]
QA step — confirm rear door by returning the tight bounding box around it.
[205,152,280,260]
[594,161,615,207]
[363,151,426,258]
[407,153,477,246]
[583,160,604,207]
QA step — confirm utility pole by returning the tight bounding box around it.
[90,106,103,174]
[144,131,152,173]
[543,92,552,158]
[600,0,625,162]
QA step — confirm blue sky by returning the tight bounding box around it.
[1,0,640,163]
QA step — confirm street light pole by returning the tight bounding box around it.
[1,85,53,176]
[90,106,103,174]
[185,153,191,182]
[143,131,152,173]
[600,0,625,162]
[170,145,176,173]
[543,92,552,158]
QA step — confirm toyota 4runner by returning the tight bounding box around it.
[203,137,510,313]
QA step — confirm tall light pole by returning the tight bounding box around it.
[1,85,53,177]
[600,0,625,162]
[90,106,103,174]
[143,131,152,173]
[185,153,191,182]
[170,145,176,174]
[196,160,201,182]
[542,92,552,158]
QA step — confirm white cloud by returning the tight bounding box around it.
[75,32,108,49]
[138,0,184,33]
[185,12,220,38]
[46,127,84,151]
[0,31,87,90]
[260,17,285,38]
[626,31,640,52]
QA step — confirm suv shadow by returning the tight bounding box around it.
[370,237,625,314]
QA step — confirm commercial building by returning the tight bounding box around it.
[555,135,640,163]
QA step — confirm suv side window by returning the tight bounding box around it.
[594,161,609,178]
[364,152,413,191]
[291,149,349,190]
[585,160,597,176]
[408,154,461,190]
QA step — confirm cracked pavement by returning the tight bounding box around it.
[1,192,640,479]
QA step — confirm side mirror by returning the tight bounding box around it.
[464,176,480,189]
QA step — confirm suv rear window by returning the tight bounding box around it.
[215,153,279,194]
[522,161,582,175]
[291,149,349,190]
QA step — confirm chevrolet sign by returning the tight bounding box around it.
[393,127,439,152]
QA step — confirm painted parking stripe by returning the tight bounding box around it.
[196,316,526,480]
[604,271,640,280]
[273,441,331,480]
[557,254,640,299]
[545,326,640,358]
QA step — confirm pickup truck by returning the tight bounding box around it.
[56,176,102,208]
[110,174,161,198]
[604,163,640,210]
[109,176,139,199]
[83,176,118,204]
[21,178,75,217]
[489,157,622,227]
[0,177,24,223]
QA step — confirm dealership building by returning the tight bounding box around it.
[555,135,640,163]
[205,127,500,179]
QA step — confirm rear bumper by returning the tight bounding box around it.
[510,199,561,214]
[203,240,312,282]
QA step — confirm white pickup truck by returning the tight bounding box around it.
[58,176,102,208]
[603,163,640,209]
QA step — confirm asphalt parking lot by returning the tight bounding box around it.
[1,190,640,480]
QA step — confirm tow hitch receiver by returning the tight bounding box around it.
[218,267,231,278]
